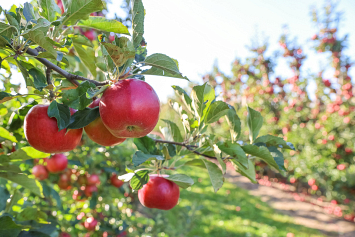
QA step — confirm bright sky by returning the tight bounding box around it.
[1,0,355,102]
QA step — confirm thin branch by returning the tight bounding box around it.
[45,67,52,85]
[152,138,230,160]
[23,47,110,87]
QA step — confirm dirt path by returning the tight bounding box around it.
[225,166,355,237]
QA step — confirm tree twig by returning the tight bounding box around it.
[24,47,110,87]
[152,138,230,160]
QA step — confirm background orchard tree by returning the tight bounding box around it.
[200,1,355,221]
[0,0,293,236]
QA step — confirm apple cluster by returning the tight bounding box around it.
[24,79,160,152]
[26,78,181,210]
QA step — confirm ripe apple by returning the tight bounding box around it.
[100,79,160,138]
[84,99,126,146]
[58,179,71,190]
[59,233,71,237]
[110,174,124,188]
[84,185,98,197]
[84,217,98,231]
[138,175,179,210]
[33,165,48,180]
[84,30,96,41]
[46,154,68,173]
[56,0,64,14]
[87,174,100,185]
[24,104,83,153]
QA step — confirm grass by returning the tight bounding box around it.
[142,166,325,237]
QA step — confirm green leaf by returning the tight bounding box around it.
[0,216,22,237]
[184,159,206,168]
[232,159,257,183]
[23,18,57,58]
[8,147,50,160]
[131,0,144,48]
[86,84,109,99]
[268,146,286,171]
[5,13,19,29]
[73,43,97,77]
[28,68,47,91]
[172,85,192,109]
[141,53,189,80]
[133,136,156,154]
[101,44,115,73]
[210,142,226,174]
[0,92,14,104]
[47,100,71,131]
[0,22,17,47]
[165,174,194,189]
[72,35,93,47]
[254,134,295,150]
[78,16,130,34]
[0,187,10,212]
[191,83,215,121]
[0,127,17,142]
[225,107,241,142]
[161,119,183,143]
[132,151,164,167]
[206,101,231,124]
[16,60,34,88]
[18,230,51,237]
[241,144,280,172]
[5,190,21,213]
[217,141,248,168]
[0,165,21,173]
[0,172,43,197]
[17,207,48,223]
[23,2,37,23]
[67,107,99,129]
[62,81,96,110]
[202,158,224,192]
[247,106,263,142]
[101,37,135,68]
[185,158,223,192]
[38,0,61,22]
[130,170,149,190]
[63,0,104,25]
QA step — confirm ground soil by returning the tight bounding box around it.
[225,166,355,237]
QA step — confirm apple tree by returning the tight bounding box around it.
[0,0,293,236]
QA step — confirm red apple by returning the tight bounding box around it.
[84,217,98,231]
[110,174,124,188]
[308,178,316,186]
[84,30,96,41]
[33,165,48,180]
[84,99,126,146]
[59,233,71,237]
[99,79,160,138]
[46,154,68,173]
[56,0,64,14]
[138,175,179,210]
[58,179,71,190]
[24,104,83,153]
[87,174,100,185]
[84,185,98,197]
